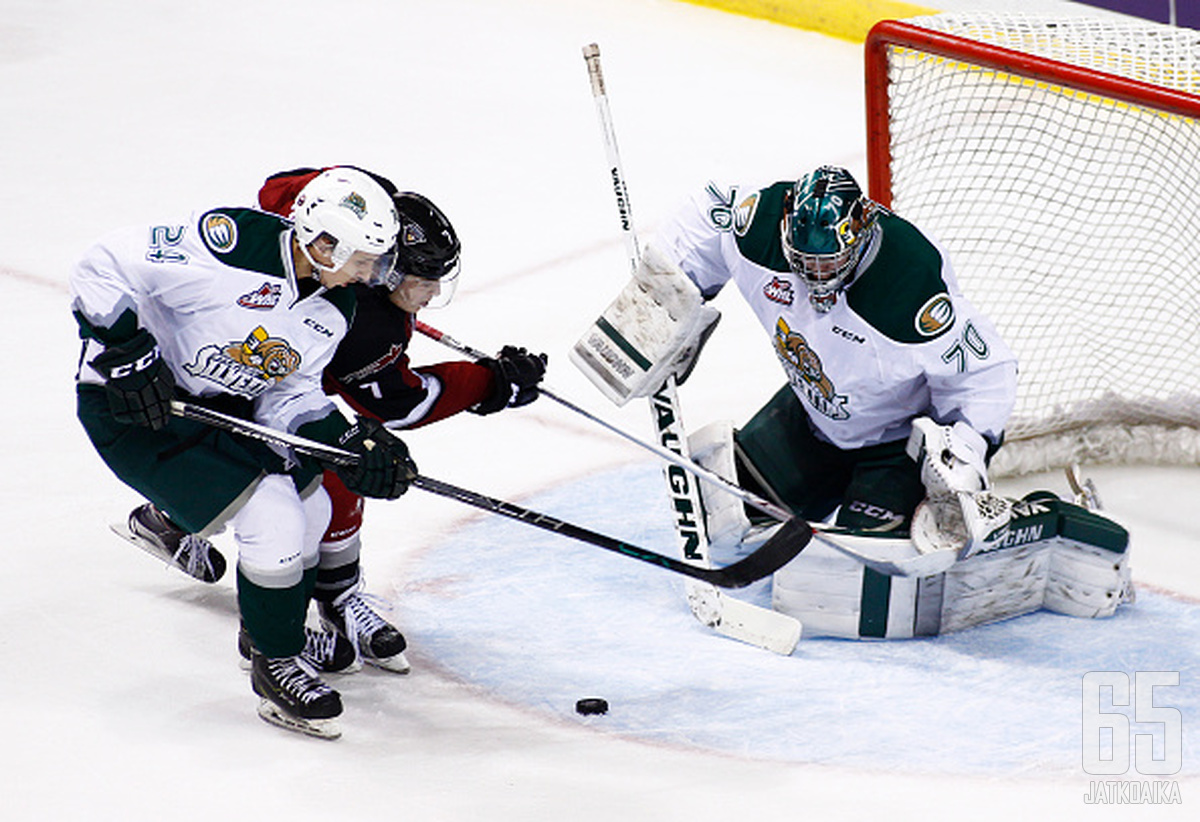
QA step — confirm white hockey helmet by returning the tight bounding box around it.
[291,168,400,283]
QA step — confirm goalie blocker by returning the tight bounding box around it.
[688,420,1133,639]
[570,242,720,405]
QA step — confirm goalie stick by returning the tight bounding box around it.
[168,401,809,589]
[582,42,803,653]
[578,44,956,582]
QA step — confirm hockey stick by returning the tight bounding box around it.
[420,319,790,517]
[1065,464,1103,510]
[416,323,949,578]
[168,400,809,589]
[581,43,802,652]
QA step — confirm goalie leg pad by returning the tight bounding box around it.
[772,541,887,639]
[1044,540,1132,618]
[772,490,1133,638]
[570,242,720,406]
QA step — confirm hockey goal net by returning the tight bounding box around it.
[865,13,1200,476]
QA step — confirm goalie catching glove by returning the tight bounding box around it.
[906,417,1011,559]
[335,417,417,499]
[906,417,989,496]
[472,346,547,415]
[91,327,176,430]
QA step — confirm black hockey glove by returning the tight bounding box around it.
[472,346,548,415]
[336,417,417,500]
[90,328,176,430]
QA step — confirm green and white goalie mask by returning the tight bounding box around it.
[781,166,879,312]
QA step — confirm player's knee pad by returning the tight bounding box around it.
[234,474,325,588]
[321,469,364,544]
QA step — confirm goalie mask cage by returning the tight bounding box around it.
[865,14,1200,476]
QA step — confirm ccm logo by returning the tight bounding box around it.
[832,326,865,344]
[303,318,334,337]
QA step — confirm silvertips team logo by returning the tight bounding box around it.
[773,317,849,420]
[339,191,368,219]
[184,325,301,397]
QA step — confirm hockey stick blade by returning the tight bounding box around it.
[170,401,806,588]
[412,474,810,589]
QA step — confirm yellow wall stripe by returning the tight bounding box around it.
[677,0,939,43]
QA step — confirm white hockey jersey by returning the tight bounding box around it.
[655,181,1017,450]
[71,207,352,435]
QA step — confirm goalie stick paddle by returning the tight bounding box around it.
[168,401,811,588]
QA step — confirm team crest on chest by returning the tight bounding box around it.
[237,283,282,310]
[183,325,301,397]
[763,276,795,306]
[343,343,406,383]
[773,317,849,420]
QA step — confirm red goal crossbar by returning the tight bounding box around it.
[863,18,1200,207]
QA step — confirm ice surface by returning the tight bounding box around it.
[3,0,1195,819]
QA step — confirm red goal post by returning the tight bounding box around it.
[863,14,1200,476]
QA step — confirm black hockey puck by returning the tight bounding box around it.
[575,698,608,715]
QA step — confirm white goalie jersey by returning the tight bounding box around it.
[655,181,1018,451]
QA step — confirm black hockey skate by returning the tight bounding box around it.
[113,503,227,583]
[250,651,343,740]
[319,588,410,674]
[238,624,361,674]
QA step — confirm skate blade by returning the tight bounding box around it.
[108,521,222,583]
[365,651,411,675]
[256,700,341,740]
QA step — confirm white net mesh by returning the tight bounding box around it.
[878,13,1200,475]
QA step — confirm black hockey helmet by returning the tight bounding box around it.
[383,192,460,308]
[392,193,460,279]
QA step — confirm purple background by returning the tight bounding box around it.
[1076,0,1200,27]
